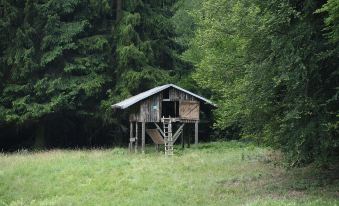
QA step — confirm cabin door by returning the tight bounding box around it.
[179,101,200,120]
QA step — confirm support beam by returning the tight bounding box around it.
[181,127,184,149]
[195,121,199,145]
[129,122,133,152]
[142,122,145,153]
[187,125,191,148]
[173,123,185,144]
[135,122,138,153]
[154,123,165,137]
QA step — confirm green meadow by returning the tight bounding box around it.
[0,142,338,206]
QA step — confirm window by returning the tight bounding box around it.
[161,101,179,118]
[163,89,169,99]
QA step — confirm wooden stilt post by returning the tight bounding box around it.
[129,122,133,152]
[135,122,138,153]
[142,122,145,153]
[187,124,191,148]
[181,126,184,149]
[195,121,199,145]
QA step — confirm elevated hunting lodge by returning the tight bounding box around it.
[112,84,215,155]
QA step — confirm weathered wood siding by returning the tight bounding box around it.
[129,87,201,122]
[129,105,142,122]
[179,101,200,120]
[169,88,196,101]
[140,94,161,122]
[129,94,161,122]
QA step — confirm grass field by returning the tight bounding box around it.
[0,141,338,206]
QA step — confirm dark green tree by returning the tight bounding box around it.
[185,0,338,166]
[0,0,186,149]
[0,0,115,147]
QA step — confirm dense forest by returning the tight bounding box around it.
[0,0,338,166]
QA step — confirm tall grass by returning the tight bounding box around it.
[0,141,338,206]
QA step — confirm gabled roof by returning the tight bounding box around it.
[112,84,215,109]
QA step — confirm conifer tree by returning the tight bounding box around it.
[0,0,185,148]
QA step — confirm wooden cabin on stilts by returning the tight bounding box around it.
[112,84,215,156]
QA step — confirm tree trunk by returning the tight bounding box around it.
[116,0,122,21]
[33,124,45,150]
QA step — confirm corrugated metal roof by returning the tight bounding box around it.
[112,84,215,109]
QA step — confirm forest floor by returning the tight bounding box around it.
[0,141,338,206]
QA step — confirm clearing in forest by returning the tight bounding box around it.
[0,141,338,206]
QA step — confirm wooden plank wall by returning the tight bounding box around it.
[179,101,200,120]
[140,94,161,122]
[129,94,161,122]
[129,88,201,122]
[169,88,196,101]
[129,105,141,122]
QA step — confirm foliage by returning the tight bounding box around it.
[0,0,189,148]
[0,0,114,128]
[108,0,180,102]
[317,0,339,43]
[183,0,339,166]
[0,0,338,168]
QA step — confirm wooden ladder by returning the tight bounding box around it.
[162,117,173,156]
